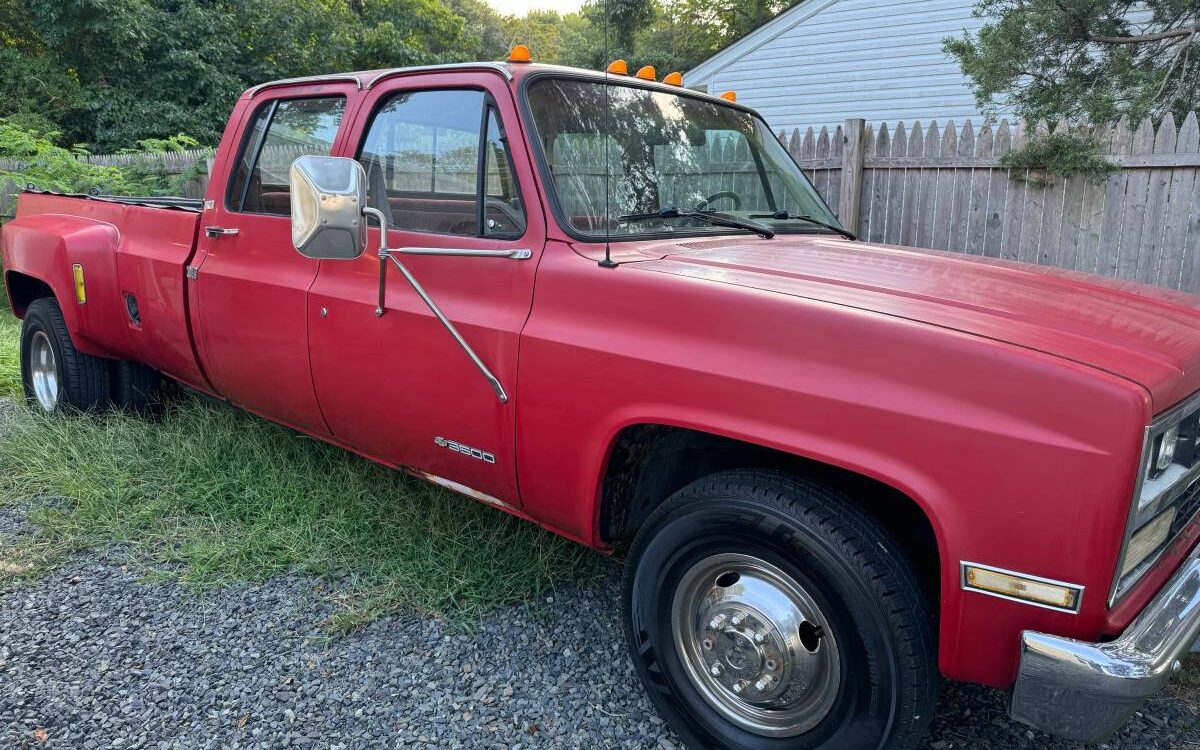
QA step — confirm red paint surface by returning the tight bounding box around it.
[3,63,1199,690]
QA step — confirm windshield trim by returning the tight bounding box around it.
[517,71,841,245]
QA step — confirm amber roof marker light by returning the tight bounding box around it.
[507,44,532,63]
[720,90,737,102]
[607,59,628,75]
[635,65,657,81]
[663,71,683,86]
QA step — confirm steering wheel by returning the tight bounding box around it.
[694,191,742,212]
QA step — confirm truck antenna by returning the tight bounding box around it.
[598,0,617,269]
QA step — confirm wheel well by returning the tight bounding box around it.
[3,271,54,318]
[599,424,941,602]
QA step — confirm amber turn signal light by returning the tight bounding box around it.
[507,44,532,63]
[720,90,737,102]
[635,65,656,81]
[72,264,86,304]
[606,59,628,75]
[961,563,1083,613]
[663,71,683,86]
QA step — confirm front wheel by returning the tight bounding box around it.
[624,470,937,750]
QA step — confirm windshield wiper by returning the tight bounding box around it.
[749,211,856,241]
[619,206,775,239]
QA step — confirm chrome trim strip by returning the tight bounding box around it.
[367,62,514,88]
[397,246,532,260]
[960,561,1084,614]
[247,74,363,97]
[1010,542,1200,742]
[1111,389,1200,606]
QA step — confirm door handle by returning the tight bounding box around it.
[205,226,239,238]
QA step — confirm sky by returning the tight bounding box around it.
[485,0,583,16]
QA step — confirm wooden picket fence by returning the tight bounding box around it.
[780,113,1200,294]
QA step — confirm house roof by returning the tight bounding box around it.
[685,0,841,84]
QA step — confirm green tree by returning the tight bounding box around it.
[947,1,1199,178]
[947,0,1199,125]
[581,0,655,60]
[445,0,510,60]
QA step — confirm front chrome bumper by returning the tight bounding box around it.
[1009,543,1200,742]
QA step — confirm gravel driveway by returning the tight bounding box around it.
[1,502,1197,750]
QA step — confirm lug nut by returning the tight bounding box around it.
[731,680,748,694]
[709,614,728,630]
[754,631,767,644]
[709,663,724,677]
[730,613,746,627]
[754,676,774,692]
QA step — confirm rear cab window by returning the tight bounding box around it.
[227,96,347,216]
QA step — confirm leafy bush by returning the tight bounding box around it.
[0,118,135,196]
[0,119,209,215]
[1000,132,1118,184]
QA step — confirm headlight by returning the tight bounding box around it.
[1154,424,1180,473]
[1112,394,1200,605]
[1118,507,1175,579]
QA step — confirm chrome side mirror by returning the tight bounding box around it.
[289,155,368,260]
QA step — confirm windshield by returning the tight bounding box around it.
[525,77,842,239]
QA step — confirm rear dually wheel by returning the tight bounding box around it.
[20,298,111,414]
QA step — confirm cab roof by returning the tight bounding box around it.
[243,61,756,114]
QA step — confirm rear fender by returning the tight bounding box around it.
[1,214,125,358]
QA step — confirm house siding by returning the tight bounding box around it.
[686,0,1009,132]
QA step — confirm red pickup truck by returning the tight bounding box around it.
[4,56,1200,750]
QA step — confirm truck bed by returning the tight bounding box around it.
[93,194,204,211]
[2,190,209,391]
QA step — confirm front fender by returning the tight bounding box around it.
[515,246,1148,689]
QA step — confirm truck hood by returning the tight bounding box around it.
[624,235,1200,413]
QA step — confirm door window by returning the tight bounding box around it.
[227,96,347,216]
[358,89,525,238]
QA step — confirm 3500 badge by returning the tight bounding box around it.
[434,437,497,464]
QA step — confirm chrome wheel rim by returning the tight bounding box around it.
[670,553,841,737]
[29,331,60,412]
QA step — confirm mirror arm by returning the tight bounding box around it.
[397,247,532,259]
[364,207,509,405]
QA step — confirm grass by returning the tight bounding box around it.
[0,285,603,629]
[0,293,18,401]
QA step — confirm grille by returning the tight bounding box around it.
[1168,477,1200,542]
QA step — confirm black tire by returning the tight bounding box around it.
[112,360,162,413]
[624,469,937,750]
[20,297,112,413]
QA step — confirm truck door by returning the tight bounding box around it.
[307,72,546,506]
[190,87,356,435]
